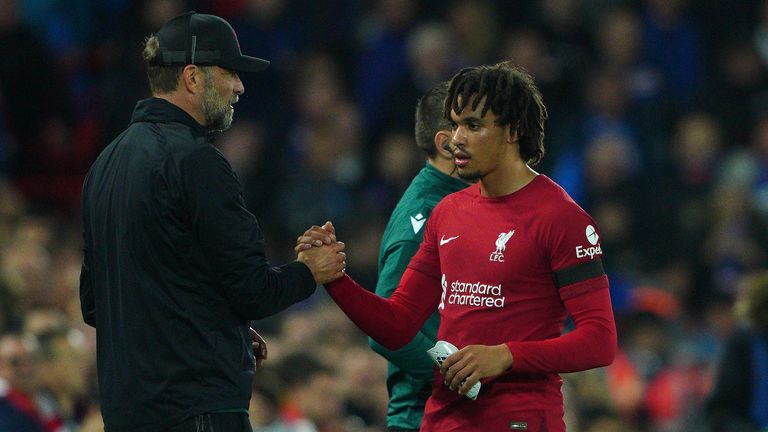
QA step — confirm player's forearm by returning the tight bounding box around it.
[325,270,439,350]
[506,288,616,373]
[368,331,436,380]
[326,275,420,349]
[370,243,436,375]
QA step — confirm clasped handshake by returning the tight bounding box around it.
[295,221,346,285]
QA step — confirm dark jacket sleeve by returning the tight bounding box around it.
[79,240,96,328]
[181,145,316,319]
[79,176,96,328]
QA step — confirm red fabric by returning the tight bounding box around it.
[4,388,65,432]
[506,285,616,373]
[325,269,440,350]
[4,388,43,425]
[4,388,61,431]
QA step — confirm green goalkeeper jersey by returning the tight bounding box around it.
[368,162,467,430]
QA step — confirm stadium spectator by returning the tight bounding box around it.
[0,333,56,432]
[706,272,768,431]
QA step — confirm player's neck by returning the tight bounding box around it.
[479,161,537,197]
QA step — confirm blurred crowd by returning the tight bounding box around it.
[1,0,768,431]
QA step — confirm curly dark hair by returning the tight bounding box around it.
[444,61,548,166]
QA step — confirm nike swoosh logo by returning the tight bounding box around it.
[440,235,459,246]
[410,215,427,234]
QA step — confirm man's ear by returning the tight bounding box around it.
[181,65,202,93]
[435,130,453,158]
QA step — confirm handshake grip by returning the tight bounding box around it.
[427,341,481,400]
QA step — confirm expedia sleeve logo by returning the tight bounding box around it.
[575,225,603,259]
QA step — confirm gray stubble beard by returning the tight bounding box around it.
[202,76,234,132]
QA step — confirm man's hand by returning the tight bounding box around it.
[295,221,336,252]
[250,328,267,368]
[295,221,346,284]
[297,240,346,285]
[440,344,513,395]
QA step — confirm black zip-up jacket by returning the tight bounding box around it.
[80,97,316,432]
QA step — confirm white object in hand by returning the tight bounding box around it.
[426,340,481,400]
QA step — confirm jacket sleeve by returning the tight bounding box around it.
[368,240,436,381]
[181,145,316,319]
[79,176,96,328]
[79,239,96,328]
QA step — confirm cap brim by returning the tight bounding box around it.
[220,55,270,73]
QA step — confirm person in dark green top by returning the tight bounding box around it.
[368,82,469,431]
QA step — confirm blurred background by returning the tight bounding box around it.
[0,0,767,431]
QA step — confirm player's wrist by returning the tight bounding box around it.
[502,343,514,370]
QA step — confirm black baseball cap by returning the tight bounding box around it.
[150,11,269,73]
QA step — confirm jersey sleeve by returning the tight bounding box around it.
[506,287,616,373]
[504,198,616,373]
[325,268,442,350]
[369,240,436,380]
[541,201,608,300]
[406,203,441,278]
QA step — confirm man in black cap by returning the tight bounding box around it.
[79,12,346,432]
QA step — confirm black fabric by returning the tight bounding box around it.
[705,328,757,430]
[80,97,316,432]
[151,11,269,72]
[165,412,253,432]
[552,259,605,289]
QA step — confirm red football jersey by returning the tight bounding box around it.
[408,174,613,430]
[326,175,616,431]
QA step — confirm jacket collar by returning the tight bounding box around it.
[130,97,209,137]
